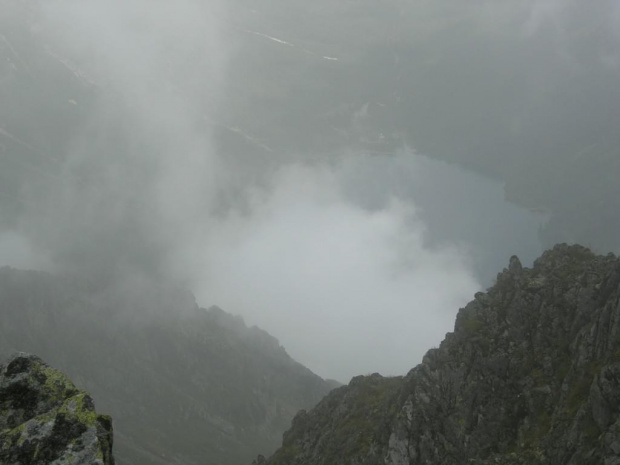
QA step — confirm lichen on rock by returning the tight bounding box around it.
[0,353,114,464]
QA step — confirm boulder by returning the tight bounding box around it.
[0,353,114,464]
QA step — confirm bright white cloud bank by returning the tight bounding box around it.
[195,159,481,381]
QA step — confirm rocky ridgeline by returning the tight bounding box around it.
[260,244,620,465]
[0,268,334,464]
[0,353,114,464]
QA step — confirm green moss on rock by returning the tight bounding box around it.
[0,353,115,464]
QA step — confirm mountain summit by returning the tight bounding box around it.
[261,244,620,465]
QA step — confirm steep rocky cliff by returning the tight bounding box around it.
[262,244,620,465]
[0,353,114,464]
[0,269,333,465]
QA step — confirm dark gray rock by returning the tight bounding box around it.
[0,353,114,465]
[261,244,620,465]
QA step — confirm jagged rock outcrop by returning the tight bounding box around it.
[262,244,620,465]
[0,353,114,464]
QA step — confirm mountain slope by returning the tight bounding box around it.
[262,245,620,465]
[0,268,333,465]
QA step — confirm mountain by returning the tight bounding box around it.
[3,0,620,262]
[0,268,334,465]
[260,244,620,465]
[0,352,115,464]
[227,0,620,255]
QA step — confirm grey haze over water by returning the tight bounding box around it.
[3,0,617,381]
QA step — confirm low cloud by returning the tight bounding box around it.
[0,232,51,271]
[3,0,573,381]
[194,159,480,381]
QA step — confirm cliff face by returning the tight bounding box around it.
[263,245,620,465]
[0,270,333,465]
[0,353,114,465]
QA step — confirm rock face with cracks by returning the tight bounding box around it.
[261,244,620,465]
[0,353,114,465]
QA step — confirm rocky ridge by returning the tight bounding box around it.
[262,244,620,465]
[0,268,333,464]
[0,353,114,464]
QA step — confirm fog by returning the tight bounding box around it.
[0,0,618,381]
[195,154,544,379]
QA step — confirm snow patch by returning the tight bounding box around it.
[245,29,294,47]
